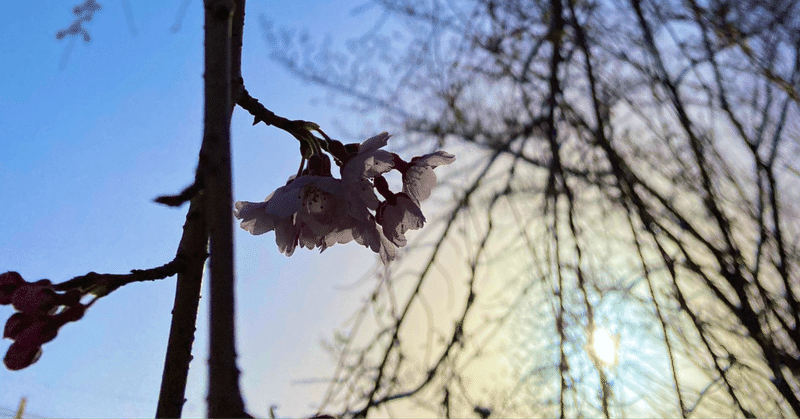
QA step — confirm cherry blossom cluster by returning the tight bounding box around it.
[235,132,455,263]
[1,271,86,370]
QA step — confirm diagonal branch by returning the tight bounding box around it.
[155,194,208,418]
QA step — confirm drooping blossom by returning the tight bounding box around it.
[295,182,360,251]
[340,132,394,222]
[340,132,395,182]
[235,174,396,260]
[235,176,340,234]
[402,151,456,203]
[235,175,343,256]
[235,132,454,264]
[377,193,425,247]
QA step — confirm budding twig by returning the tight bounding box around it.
[52,256,188,296]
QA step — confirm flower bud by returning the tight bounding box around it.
[9,316,59,347]
[0,271,24,287]
[3,341,43,370]
[11,283,59,314]
[3,312,32,340]
[326,139,348,164]
[0,272,25,305]
[307,154,332,177]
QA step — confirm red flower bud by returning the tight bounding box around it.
[0,289,15,306]
[8,316,59,347]
[11,283,59,314]
[0,271,24,287]
[3,341,43,370]
[0,272,25,305]
[3,312,33,340]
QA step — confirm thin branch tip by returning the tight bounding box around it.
[154,181,203,207]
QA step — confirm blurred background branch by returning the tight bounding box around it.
[263,0,800,417]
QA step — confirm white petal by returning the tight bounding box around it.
[322,228,355,250]
[352,219,381,253]
[298,223,321,250]
[342,150,394,183]
[402,166,437,202]
[379,196,425,247]
[234,201,275,235]
[362,150,395,178]
[415,151,456,167]
[348,179,380,213]
[262,183,303,219]
[361,132,390,152]
[234,200,264,219]
[274,217,298,256]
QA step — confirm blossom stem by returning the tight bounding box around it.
[296,157,305,178]
[373,175,395,203]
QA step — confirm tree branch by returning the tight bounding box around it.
[156,194,208,418]
[52,258,186,296]
[201,0,249,416]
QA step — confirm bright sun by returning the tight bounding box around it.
[591,327,618,367]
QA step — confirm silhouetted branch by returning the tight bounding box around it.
[156,194,208,418]
[57,0,101,42]
[52,256,186,296]
[237,86,316,144]
[201,0,250,416]
[154,181,202,207]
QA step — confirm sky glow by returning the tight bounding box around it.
[591,327,617,367]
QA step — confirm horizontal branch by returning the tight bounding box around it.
[51,256,188,297]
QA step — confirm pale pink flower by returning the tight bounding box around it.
[297,189,396,262]
[235,176,343,256]
[351,217,397,264]
[341,132,395,183]
[234,132,453,264]
[402,151,456,203]
[235,173,397,262]
[296,184,359,251]
[235,176,335,233]
[340,132,394,223]
[377,193,426,247]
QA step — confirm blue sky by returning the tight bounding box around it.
[0,1,385,417]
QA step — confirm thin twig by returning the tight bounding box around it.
[52,257,186,295]
[154,181,203,207]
